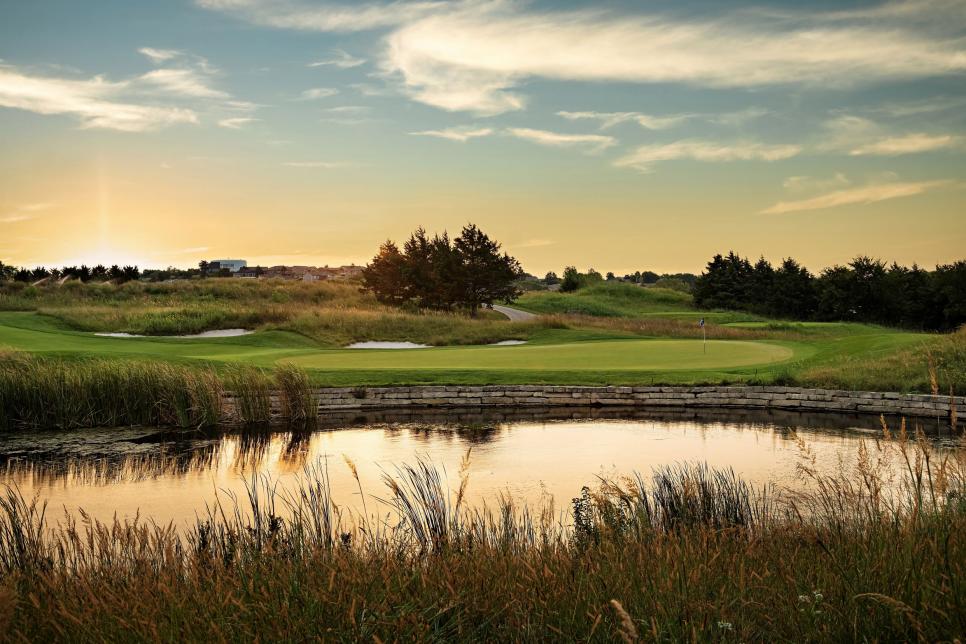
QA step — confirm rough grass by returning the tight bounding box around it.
[0,430,963,641]
[0,279,557,346]
[517,282,696,317]
[800,326,966,395]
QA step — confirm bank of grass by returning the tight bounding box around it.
[517,282,756,322]
[800,326,966,394]
[0,430,963,641]
[1,279,963,396]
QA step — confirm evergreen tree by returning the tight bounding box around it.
[452,224,523,317]
[361,241,408,305]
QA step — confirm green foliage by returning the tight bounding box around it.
[362,224,523,315]
[694,252,966,330]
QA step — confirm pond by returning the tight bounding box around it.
[2,407,961,527]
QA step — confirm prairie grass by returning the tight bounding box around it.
[0,428,962,641]
[1,278,557,345]
[0,351,223,430]
[0,353,324,430]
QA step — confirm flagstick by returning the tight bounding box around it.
[703,325,706,354]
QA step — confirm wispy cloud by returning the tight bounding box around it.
[761,179,952,215]
[138,68,229,99]
[300,87,339,100]
[0,67,198,132]
[515,238,555,248]
[282,161,359,168]
[308,49,367,69]
[410,125,492,142]
[383,1,966,114]
[615,140,801,172]
[1,202,54,224]
[218,116,259,128]
[849,133,962,156]
[196,0,443,32]
[782,174,851,193]
[138,47,184,64]
[557,111,690,130]
[508,128,615,153]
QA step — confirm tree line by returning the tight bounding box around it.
[693,252,966,331]
[0,262,141,283]
[362,224,523,316]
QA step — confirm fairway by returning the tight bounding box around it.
[284,339,793,371]
[0,312,794,372]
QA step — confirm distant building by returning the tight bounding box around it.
[208,259,247,273]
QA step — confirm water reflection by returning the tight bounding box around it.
[1,406,961,527]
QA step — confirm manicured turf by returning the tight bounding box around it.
[0,309,938,389]
[0,312,795,370]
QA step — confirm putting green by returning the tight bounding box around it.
[284,340,794,371]
[0,312,795,372]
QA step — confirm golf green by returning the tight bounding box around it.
[0,312,795,372]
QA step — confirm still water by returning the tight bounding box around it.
[1,407,961,527]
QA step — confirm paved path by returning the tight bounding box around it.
[492,304,537,321]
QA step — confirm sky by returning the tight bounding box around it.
[1,0,964,275]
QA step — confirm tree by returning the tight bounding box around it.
[198,260,209,278]
[560,266,581,292]
[452,224,522,317]
[361,241,408,305]
[605,271,616,281]
[362,224,523,316]
[544,271,560,285]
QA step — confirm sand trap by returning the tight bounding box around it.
[491,340,527,346]
[95,329,253,339]
[346,341,432,349]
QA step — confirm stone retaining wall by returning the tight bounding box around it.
[224,385,963,423]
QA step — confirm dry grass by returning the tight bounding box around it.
[0,428,962,641]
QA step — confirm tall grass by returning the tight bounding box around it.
[0,352,223,430]
[1,278,556,345]
[0,353,321,430]
[0,429,962,640]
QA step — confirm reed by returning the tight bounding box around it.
[0,433,961,641]
[0,352,223,430]
[224,365,273,425]
[275,363,317,423]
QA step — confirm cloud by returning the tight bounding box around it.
[138,47,184,63]
[761,179,951,214]
[410,125,492,142]
[383,1,966,114]
[300,87,339,99]
[557,111,690,130]
[782,173,851,192]
[507,127,615,153]
[282,161,359,168]
[196,0,445,32]
[323,105,369,114]
[615,140,801,172]
[308,49,367,68]
[218,116,259,128]
[138,68,229,99]
[1,202,54,224]
[515,238,555,248]
[849,133,962,155]
[0,67,198,132]
[557,107,769,131]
